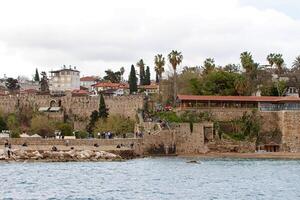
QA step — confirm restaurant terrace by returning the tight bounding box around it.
[177,95,300,111]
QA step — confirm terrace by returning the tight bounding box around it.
[177,95,300,111]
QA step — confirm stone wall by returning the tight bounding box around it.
[175,123,209,154]
[104,95,144,120]
[277,111,300,152]
[141,122,212,155]
[0,94,144,131]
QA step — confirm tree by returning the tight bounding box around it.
[0,114,7,131]
[39,71,49,92]
[56,122,73,136]
[240,51,259,93]
[154,54,166,100]
[120,67,125,82]
[137,59,146,85]
[86,110,99,134]
[128,65,138,94]
[202,58,215,75]
[234,76,250,96]
[154,54,165,82]
[224,64,240,73]
[145,66,151,85]
[99,93,109,119]
[5,78,20,93]
[292,56,300,70]
[103,69,121,83]
[94,115,135,137]
[240,51,255,73]
[168,50,183,104]
[267,53,284,76]
[34,68,40,82]
[7,114,20,138]
[30,115,55,138]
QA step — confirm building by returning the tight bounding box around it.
[80,76,98,92]
[49,67,80,92]
[92,82,129,96]
[138,83,159,95]
[177,95,300,111]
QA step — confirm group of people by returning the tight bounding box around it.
[96,132,113,139]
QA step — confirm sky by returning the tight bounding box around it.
[0,0,300,79]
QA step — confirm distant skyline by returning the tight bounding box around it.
[0,0,300,79]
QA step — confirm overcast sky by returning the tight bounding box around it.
[0,0,300,79]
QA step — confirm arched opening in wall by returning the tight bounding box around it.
[58,100,62,107]
[50,100,57,107]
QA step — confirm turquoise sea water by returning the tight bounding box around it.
[1,157,300,200]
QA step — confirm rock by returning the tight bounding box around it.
[186,160,200,164]
[0,149,4,156]
[31,151,43,160]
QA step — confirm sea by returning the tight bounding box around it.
[1,157,300,200]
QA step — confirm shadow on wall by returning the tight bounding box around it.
[146,144,176,155]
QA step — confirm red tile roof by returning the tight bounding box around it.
[177,94,300,103]
[93,82,129,89]
[72,89,89,96]
[80,76,98,82]
[138,84,158,89]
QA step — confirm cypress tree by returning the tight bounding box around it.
[99,93,109,119]
[128,64,138,94]
[145,66,151,85]
[86,110,99,135]
[34,68,40,82]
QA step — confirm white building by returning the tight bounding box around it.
[80,76,98,92]
[49,67,80,92]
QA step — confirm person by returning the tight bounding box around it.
[4,140,9,158]
[7,143,12,158]
[52,146,58,151]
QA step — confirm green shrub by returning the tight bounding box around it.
[56,122,73,136]
[75,131,89,139]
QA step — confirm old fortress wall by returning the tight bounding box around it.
[0,93,144,130]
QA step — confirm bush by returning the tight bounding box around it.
[56,122,73,136]
[155,111,182,123]
[30,115,55,138]
[0,115,7,131]
[75,131,89,139]
[7,114,20,138]
[94,115,135,137]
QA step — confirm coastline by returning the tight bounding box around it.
[180,152,300,160]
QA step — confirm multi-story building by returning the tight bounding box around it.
[49,67,80,92]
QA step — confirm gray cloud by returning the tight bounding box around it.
[0,0,300,79]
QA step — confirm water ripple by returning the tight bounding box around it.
[1,158,300,199]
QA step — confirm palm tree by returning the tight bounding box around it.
[154,54,165,100]
[266,53,284,76]
[202,58,215,75]
[292,56,300,71]
[168,50,183,104]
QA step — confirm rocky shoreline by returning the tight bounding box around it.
[0,149,123,162]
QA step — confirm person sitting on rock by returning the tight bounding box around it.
[52,146,58,151]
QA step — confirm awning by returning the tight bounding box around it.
[38,107,49,112]
[49,107,61,112]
